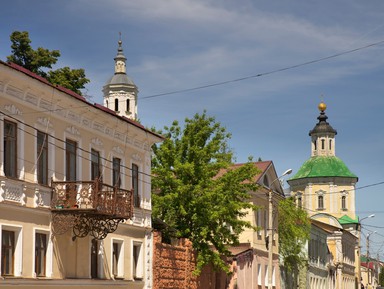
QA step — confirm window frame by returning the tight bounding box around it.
[91,148,102,182]
[112,239,124,278]
[318,195,324,210]
[0,225,22,277]
[65,139,77,181]
[1,230,15,276]
[132,241,143,280]
[35,232,47,277]
[4,120,17,178]
[132,163,140,208]
[113,157,121,188]
[37,130,49,186]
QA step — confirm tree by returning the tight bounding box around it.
[47,67,89,95]
[278,197,310,272]
[7,31,60,77]
[7,31,89,95]
[152,111,260,274]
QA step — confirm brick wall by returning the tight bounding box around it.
[153,231,198,289]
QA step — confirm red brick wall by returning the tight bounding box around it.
[153,231,198,289]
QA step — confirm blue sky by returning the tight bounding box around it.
[2,0,384,256]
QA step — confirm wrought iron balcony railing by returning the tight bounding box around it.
[51,179,133,240]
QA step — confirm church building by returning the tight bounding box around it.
[288,102,359,289]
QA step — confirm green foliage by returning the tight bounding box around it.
[47,67,89,95]
[152,111,260,274]
[7,31,60,77]
[7,31,89,95]
[379,270,384,286]
[278,197,310,272]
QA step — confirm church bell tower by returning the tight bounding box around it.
[103,36,138,120]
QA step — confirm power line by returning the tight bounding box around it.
[139,39,384,100]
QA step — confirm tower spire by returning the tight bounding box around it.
[309,101,337,157]
[103,34,138,120]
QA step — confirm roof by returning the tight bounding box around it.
[229,160,272,183]
[309,109,337,136]
[105,73,136,86]
[289,156,357,181]
[0,60,163,141]
[227,243,252,256]
[338,214,359,225]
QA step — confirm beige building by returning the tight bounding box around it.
[0,40,162,288]
[288,102,359,289]
[235,161,285,289]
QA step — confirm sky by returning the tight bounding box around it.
[1,0,384,258]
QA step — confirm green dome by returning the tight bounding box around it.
[290,156,357,180]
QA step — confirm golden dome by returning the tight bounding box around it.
[318,102,327,112]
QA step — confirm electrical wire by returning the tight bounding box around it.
[139,39,384,100]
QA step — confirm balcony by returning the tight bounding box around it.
[51,180,133,240]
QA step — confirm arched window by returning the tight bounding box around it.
[318,195,324,210]
[114,99,119,111]
[321,139,325,150]
[313,140,317,150]
[329,139,332,150]
[341,195,347,210]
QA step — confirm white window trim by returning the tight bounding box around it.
[0,224,23,277]
[111,238,124,278]
[132,240,143,280]
[63,133,82,182]
[34,123,55,184]
[33,228,53,278]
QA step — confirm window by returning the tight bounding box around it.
[65,139,77,181]
[256,209,262,236]
[1,230,15,276]
[133,242,143,279]
[4,120,17,178]
[35,233,47,277]
[341,195,347,210]
[318,195,324,210]
[321,139,325,150]
[264,265,268,286]
[113,158,121,188]
[329,139,332,150]
[313,140,317,150]
[91,239,100,279]
[91,149,101,181]
[132,164,140,208]
[297,196,302,208]
[37,131,48,185]
[257,264,262,285]
[112,240,123,278]
[114,99,119,112]
[126,99,130,112]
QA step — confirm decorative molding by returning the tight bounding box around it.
[91,137,103,147]
[93,122,105,133]
[39,99,53,111]
[55,106,67,117]
[82,118,91,127]
[66,125,80,136]
[132,153,142,162]
[112,146,124,155]
[0,180,26,205]
[67,111,80,123]
[37,117,53,128]
[4,104,22,115]
[25,93,39,105]
[6,85,23,99]
[34,187,51,208]
[114,131,125,142]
